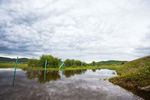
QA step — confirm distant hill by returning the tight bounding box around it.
[0,57,28,63]
[90,60,128,66]
[96,60,127,65]
[123,55,150,69]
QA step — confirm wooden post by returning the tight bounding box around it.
[44,59,47,80]
[12,57,18,87]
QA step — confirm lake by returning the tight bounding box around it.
[0,69,143,100]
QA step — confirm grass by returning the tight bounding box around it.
[0,62,28,69]
[0,62,120,71]
[110,56,150,88]
[109,56,150,100]
[110,66,150,88]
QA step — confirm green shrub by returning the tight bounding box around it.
[64,59,74,67]
[28,55,61,68]
[28,58,40,67]
[40,55,61,68]
[64,59,87,67]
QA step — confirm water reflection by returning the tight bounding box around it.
[0,69,145,100]
[64,69,87,78]
[26,69,87,83]
[26,70,61,83]
[92,69,96,72]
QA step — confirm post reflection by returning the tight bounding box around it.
[26,69,87,83]
[26,70,61,83]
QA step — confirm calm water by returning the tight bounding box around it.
[0,69,143,100]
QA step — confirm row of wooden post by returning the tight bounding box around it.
[13,58,83,87]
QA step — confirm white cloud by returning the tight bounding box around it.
[0,0,150,62]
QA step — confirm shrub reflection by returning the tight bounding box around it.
[26,70,61,83]
[26,69,87,83]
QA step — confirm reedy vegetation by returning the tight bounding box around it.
[110,56,150,89]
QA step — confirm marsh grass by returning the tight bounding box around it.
[0,62,28,69]
[0,62,119,71]
[109,56,150,92]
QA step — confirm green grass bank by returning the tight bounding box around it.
[109,56,150,100]
[0,62,119,71]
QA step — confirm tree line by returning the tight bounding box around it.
[28,55,127,68]
[28,55,87,68]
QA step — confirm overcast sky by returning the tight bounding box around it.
[0,0,150,62]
